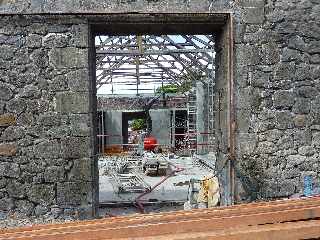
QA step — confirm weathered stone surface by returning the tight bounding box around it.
[49,47,88,69]
[55,92,89,114]
[7,180,26,198]
[44,166,65,183]
[57,182,92,206]
[0,143,17,156]
[274,111,294,129]
[241,7,265,24]
[34,140,61,159]
[16,200,34,216]
[2,126,26,141]
[43,33,70,48]
[69,114,91,137]
[34,205,49,216]
[20,85,41,99]
[61,137,91,159]
[68,158,91,181]
[30,48,49,69]
[0,198,14,211]
[0,0,319,219]
[0,162,20,178]
[273,91,295,109]
[298,146,315,156]
[26,34,42,48]
[312,132,320,147]
[66,69,89,92]
[0,83,13,101]
[0,114,16,127]
[293,98,310,114]
[294,115,306,128]
[237,133,257,156]
[27,184,55,205]
[38,113,61,126]
[6,97,27,115]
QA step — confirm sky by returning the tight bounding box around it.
[95,35,215,96]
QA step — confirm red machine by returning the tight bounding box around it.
[144,137,157,151]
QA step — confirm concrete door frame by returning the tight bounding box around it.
[88,12,235,212]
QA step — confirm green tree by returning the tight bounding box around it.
[130,118,147,131]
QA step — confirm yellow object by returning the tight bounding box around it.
[197,175,220,208]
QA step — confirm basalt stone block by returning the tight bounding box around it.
[69,114,91,137]
[38,113,61,126]
[1,126,25,141]
[273,90,295,108]
[44,166,65,182]
[241,7,264,24]
[66,69,89,92]
[20,85,41,99]
[0,45,15,60]
[0,198,14,211]
[34,205,49,216]
[55,92,89,114]
[30,48,49,69]
[0,114,16,126]
[298,146,315,157]
[7,180,26,198]
[68,158,92,181]
[6,97,27,115]
[57,182,92,206]
[311,96,320,113]
[237,0,265,8]
[0,82,13,101]
[70,24,88,48]
[236,44,261,66]
[261,42,280,65]
[15,200,34,216]
[27,184,55,205]
[26,34,42,48]
[0,143,17,156]
[294,115,306,128]
[237,133,257,156]
[61,137,91,159]
[312,132,320,147]
[273,63,295,81]
[274,111,294,130]
[293,98,311,114]
[34,140,61,159]
[0,162,20,178]
[297,86,318,99]
[49,47,88,69]
[287,155,307,168]
[43,33,71,48]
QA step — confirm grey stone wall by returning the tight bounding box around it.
[0,15,96,218]
[98,95,187,111]
[0,0,319,218]
[104,111,123,145]
[234,0,320,200]
[150,109,171,146]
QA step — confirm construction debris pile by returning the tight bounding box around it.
[98,152,218,213]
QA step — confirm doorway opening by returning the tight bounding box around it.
[90,14,233,215]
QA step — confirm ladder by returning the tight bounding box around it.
[187,88,197,154]
[207,80,216,151]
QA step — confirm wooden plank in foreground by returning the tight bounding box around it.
[115,220,320,240]
[3,206,320,240]
[1,196,320,237]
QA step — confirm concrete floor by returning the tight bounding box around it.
[99,153,216,204]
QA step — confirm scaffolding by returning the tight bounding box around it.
[96,34,216,153]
